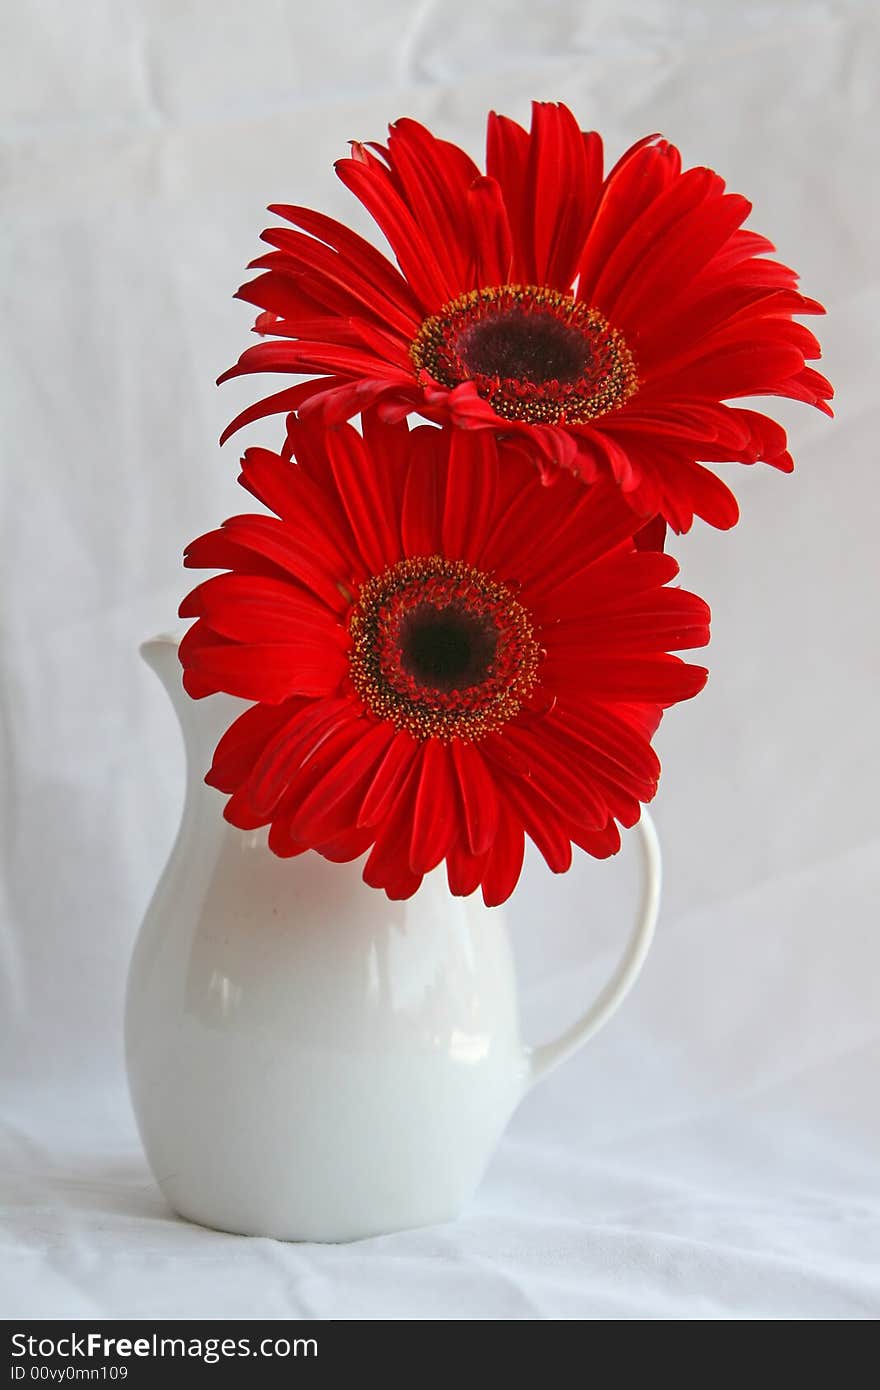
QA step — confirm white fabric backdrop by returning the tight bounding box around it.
[2,0,878,1320]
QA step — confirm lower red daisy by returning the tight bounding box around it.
[179,417,710,904]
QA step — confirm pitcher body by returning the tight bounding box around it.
[127,636,660,1241]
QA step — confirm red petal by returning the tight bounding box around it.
[409,740,457,875]
[532,549,680,624]
[240,439,360,567]
[267,203,422,321]
[654,342,806,399]
[542,652,708,703]
[363,759,423,897]
[179,573,348,648]
[266,818,309,858]
[549,702,661,787]
[497,774,573,875]
[571,818,622,859]
[248,700,360,818]
[485,111,530,282]
[257,224,417,337]
[527,101,597,288]
[219,338,403,385]
[357,729,420,828]
[634,515,668,552]
[219,382,326,446]
[187,638,347,704]
[549,588,711,654]
[288,718,396,842]
[401,434,445,555]
[223,785,275,831]
[539,716,657,807]
[209,516,349,611]
[659,456,741,531]
[578,140,681,301]
[183,529,294,585]
[451,740,499,856]
[385,118,477,291]
[315,826,376,863]
[611,192,752,330]
[298,374,408,425]
[335,152,452,309]
[590,165,721,314]
[467,176,514,286]
[446,837,489,898]
[206,700,302,793]
[441,429,498,562]
[481,803,525,907]
[325,422,403,573]
[236,447,302,520]
[497,726,610,829]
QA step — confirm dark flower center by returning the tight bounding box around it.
[456,308,590,386]
[348,557,540,742]
[398,604,498,693]
[410,284,638,426]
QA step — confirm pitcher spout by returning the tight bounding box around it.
[141,632,190,719]
[141,632,244,788]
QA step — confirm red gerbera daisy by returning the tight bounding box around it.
[219,102,832,534]
[179,416,710,905]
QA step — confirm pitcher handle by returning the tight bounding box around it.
[527,810,661,1086]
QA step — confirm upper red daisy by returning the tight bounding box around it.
[179,416,710,905]
[219,102,831,534]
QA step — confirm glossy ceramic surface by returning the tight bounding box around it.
[126,635,661,1241]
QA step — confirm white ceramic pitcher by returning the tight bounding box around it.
[126,635,661,1242]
